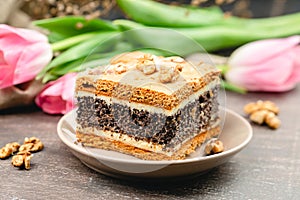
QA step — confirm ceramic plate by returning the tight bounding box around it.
[57,108,252,181]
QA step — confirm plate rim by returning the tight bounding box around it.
[57,108,252,165]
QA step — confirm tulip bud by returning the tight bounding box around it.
[0,24,52,89]
[225,36,300,92]
[35,73,76,114]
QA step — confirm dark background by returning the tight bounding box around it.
[108,0,300,19]
[21,0,300,20]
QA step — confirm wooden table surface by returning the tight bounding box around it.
[1,86,300,200]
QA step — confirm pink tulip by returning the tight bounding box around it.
[225,36,300,92]
[35,73,77,114]
[0,24,52,89]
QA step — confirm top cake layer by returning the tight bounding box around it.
[76,51,220,110]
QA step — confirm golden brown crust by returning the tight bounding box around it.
[76,71,219,110]
[76,77,96,93]
[76,126,220,160]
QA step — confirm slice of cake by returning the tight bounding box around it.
[75,51,221,160]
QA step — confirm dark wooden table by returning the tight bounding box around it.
[1,85,300,199]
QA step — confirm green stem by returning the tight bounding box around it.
[117,0,300,30]
[179,23,300,52]
[225,12,300,29]
[222,81,247,94]
[116,0,225,27]
[115,19,300,52]
[51,32,101,52]
[216,64,229,75]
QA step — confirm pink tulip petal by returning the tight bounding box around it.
[39,96,66,114]
[61,74,76,114]
[293,46,300,72]
[13,43,52,85]
[0,49,14,88]
[64,99,75,114]
[251,51,294,84]
[225,49,299,92]
[226,70,295,92]
[42,81,64,96]
[61,73,77,100]
[0,51,6,64]
[0,24,48,43]
[0,24,52,89]
[1,47,23,69]
[227,52,293,83]
[35,73,77,114]
[282,46,300,85]
[225,36,300,92]
[0,65,14,89]
[229,36,300,67]
[0,35,27,48]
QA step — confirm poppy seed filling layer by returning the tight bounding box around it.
[76,86,219,151]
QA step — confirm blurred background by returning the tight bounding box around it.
[0,0,296,57]
[3,0,300,27]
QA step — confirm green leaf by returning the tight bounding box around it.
[48,32,67,43]
[41,73,59,83]
[49,51,132,76]
[42,42,135,82]
[37,31,121,80]
[33,16,119,41]
[51,31,102,52]
[116,0,225,27]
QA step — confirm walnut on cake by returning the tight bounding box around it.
[75,51,221,160]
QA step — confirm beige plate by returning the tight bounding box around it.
[57,108,252,181]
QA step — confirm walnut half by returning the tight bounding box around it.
[12,151,33,170]
[19,137,44,152]
[0,142,20,159]
[204,139,224,155]
[244,100,280,129]
[1,137,44,170]
[159,64,182,83]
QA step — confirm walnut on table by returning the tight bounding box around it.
[19,137,44,152]
[1,137,44,170]
[11,151,33,170]
[244,100,279,115]
[244,100,280,129]
[0,142,20,159]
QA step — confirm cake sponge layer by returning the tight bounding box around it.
[75,51,220,110]
[76,126,220,160]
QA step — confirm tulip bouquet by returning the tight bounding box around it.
[1,0,300,114]
[0,24,77,114]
